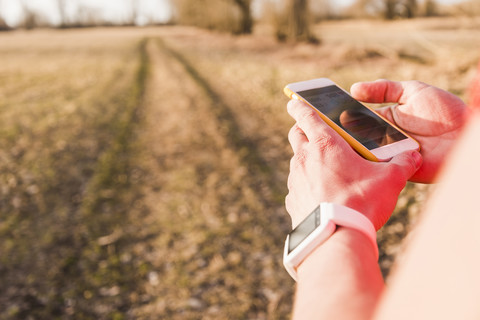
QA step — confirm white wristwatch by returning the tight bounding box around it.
[283,202,378,281]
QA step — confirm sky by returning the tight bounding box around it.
[0,0,469,27]
[0,0,172,26]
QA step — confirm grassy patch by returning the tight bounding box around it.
[0,34,151,319]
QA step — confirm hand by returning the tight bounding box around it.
[351,80,469,183]
[285,99,422,230]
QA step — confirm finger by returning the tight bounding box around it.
[288,123,308,154]
[351,80,432,106]
[387,150,423,183]
[350,80,404,103]
[287,99,333,143]
[287,98,318,123]
[373,104,398,124]
[287,98,360,157]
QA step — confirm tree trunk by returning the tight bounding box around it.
[287,0,315,42]
[57,0,67,27]
[384,0,396,19]
[232,0,253,34]
[425,0,437,17]
[405,0,417,18]
[0,0,8,31]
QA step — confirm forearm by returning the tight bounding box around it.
[293,228,384,320]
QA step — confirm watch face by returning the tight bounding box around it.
[288,206,321,253]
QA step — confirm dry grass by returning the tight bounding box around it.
[0,18,479,319]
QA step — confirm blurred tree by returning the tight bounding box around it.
[74,5,104,27]
[129,0,139,25]
[455,0,480,17]
[57,0,67,27]
[20,0,48,29]
[288,0,310,41]
[385,0,417,19]
[286,0,318,43]
[404,0,417,18]
[263,0,318,43]
[171,0,253,34]
[384,0,396,19]
[350,0,418,19]
[0,18,7,31]
[343,0,382,18]
[310,0,334,21]
[0,0,9,31]
[232,0,253,33]
[424,0,438,16]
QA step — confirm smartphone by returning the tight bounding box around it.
[284,78,419,161]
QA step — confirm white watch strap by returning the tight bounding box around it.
[284,203,378,281]
[323,203,379,260]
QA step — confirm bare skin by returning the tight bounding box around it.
[351,80,469,183]
[286,80,471,319]
[286,98,422,230]
[374,110,480,320]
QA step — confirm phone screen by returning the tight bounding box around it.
[298,85,407,150]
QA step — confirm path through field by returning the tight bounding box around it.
[130,36,294,318]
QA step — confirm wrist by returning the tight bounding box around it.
[283,203,378,281]
[317,193,378,229]
[296,227,379,280]
[292,227,384,320]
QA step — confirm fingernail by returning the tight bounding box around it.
[350,82,360,91]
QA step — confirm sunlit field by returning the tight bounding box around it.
[1,17,479,319]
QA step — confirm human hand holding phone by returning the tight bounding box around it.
[284,78,419,162]
[351,80,469,183]
[285,99,423,230]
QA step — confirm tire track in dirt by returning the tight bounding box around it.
[56,38,152,317]
[130,38,293,319]
[156,38,283,198]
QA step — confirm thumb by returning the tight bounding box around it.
[351,80,403,104]
[388,150,423,181]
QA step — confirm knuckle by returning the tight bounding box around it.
[386,163,402,178]
[285,193,292,209]
[290,151,307,171]
[287,172,295,190]
[287,99,298,111]
[288,124,301,140]
[284,194,295,222]
[386,163,408,188]
[288,124,297,135]
[298,109,319,125]
[407,80,429,92]
[409,80,425,86]
[288,100,310,120]
[311,134,337,153]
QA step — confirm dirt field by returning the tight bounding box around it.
[0,18,479,319]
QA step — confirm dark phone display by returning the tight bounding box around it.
[298,85,407,150]
[288,206,321,253]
